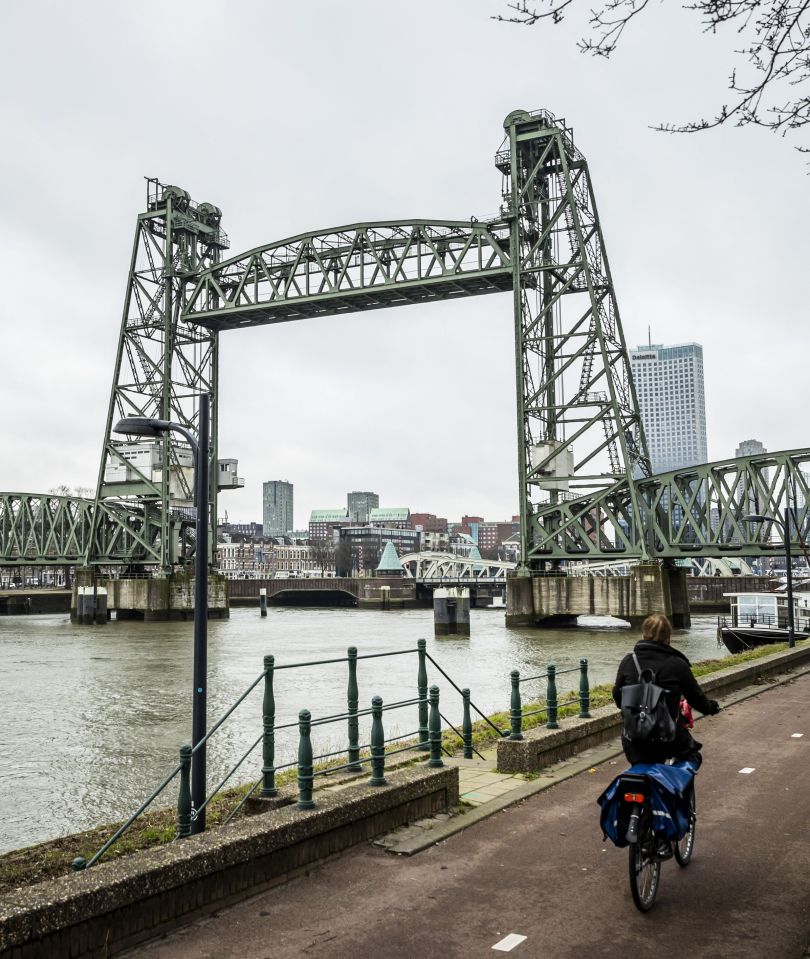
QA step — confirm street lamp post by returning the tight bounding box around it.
[114,394,210,832]
[743,508,795,648]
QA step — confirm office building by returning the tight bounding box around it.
[736,439,766,460]
[369,507,411,529]
[347,491,379,524]
[309,509,349,541]
[409,512,448,533]
[630,342,708,474]
[263,480,294,537]
[735,439,768,534]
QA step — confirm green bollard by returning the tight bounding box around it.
[297,709,315,810]
[177,743,192,838]
[509,670,523,741]
[369,695,387,786]
[428,684,444,768]
[462,688,473,759]
[546,663,559,729]
[261,655,278,797]
[347,647,361,771]
[579,658,592,719]
[417,638,429,751]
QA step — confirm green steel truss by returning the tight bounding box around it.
[183,221,513,330]
[0,494,153,565]
[85,180,229,568]
[531,449,810,559]
[2,110,808,567]
[497,109,651,567]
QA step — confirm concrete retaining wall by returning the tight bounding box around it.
[497,643,810,773]
[0,765,458,959]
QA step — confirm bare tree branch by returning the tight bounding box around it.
[494,0,810,152]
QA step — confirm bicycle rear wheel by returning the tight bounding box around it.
[628,830,661,912]
[674,789,696,867]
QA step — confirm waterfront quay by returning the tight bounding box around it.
[133,670,810,959]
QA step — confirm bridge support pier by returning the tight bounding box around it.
[505,563,691,629]
[71,567,229,622]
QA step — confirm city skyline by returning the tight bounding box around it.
[1,3,807,527]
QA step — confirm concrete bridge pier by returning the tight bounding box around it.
[71,566,229,622]
[506,563,691,629]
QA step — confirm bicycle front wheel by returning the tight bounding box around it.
[674,789,696,867]
[628,835,661,912]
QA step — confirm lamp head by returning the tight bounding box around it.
[113,416,171,438]
[742,514,770,525]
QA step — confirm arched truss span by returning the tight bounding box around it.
[183,220,513,331]
[400,552,516,583]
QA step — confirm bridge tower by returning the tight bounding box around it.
[498,110,652,572]
[86,180,230,573]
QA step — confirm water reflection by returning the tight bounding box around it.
[0,607,725,853]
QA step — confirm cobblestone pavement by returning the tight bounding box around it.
[132,671,810,959]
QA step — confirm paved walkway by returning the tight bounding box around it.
[133,673,810,958]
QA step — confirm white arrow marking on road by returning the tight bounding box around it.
[792,733,804,738]
[493,933,527,952]
[739,767,756,774]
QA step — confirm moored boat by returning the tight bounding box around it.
[718,592,810,654]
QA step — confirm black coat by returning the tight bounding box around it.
[612,640,716,722]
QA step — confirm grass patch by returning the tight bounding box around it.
[3,637,804,895]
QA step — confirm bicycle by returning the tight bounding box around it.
[618,765,697,912]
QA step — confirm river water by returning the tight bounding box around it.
[0,607,726,854]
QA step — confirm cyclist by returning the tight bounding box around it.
[613,612,720,769]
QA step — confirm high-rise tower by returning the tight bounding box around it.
[347,491,379,524]
[630,343,708,474]
[263,481,294,537]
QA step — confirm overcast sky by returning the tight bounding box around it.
[1,0,807,529]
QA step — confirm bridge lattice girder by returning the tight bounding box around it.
[400,552,515,582]
[0,493,166,565]
[532,448,810,559]
[182,221,513,331]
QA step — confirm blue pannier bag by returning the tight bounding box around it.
[597,761,696,847]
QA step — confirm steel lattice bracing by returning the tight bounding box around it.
[86,181,229,567]
[183,221,513,330]
[399,552,515,582]
[0,494,156,565]
[533,449,810,559]
[497,110,651,567]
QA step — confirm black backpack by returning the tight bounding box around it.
[620,653,676,744]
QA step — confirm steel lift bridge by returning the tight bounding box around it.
[2,107,809,574]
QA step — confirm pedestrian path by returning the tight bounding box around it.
[135,670,810,959]
[373,739,627,855]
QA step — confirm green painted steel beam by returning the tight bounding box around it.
[527,448,810,560]
[182,221,512,331]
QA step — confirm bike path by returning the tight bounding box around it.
[135,672,810,959]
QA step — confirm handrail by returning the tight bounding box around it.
[73,640,592,873]
[425,650,508,738]
[509,659,591,741]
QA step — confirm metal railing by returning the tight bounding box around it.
[71,641,458,869]
[71,641,593,871]
[507,660,591,741]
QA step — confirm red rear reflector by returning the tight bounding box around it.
[623,792,645,803]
